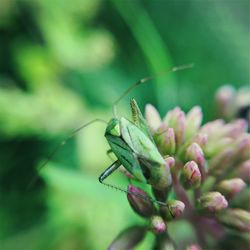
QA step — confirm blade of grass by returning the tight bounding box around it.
[112,0,177,111]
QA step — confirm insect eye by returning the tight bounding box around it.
[110,123,121,137]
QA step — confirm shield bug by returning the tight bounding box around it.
[29,64,193,206]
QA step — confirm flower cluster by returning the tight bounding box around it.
[108,87,250,250]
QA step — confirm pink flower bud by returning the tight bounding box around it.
[205,137,233,157]
[234,134,250,160]
[193,133,208,148]
[145,104,162,131]
[182,161,201,189]
[198,192,228,213]
[200,119,224,137]
[154,124,176,155]
[215,85,235,119]
[237,160,250,182]
[185,106,203,139]
[108,226,147,250]
[209,147,235,175]
[127,185,155,218]
[217,208,250,232]
[222,119,248,138]
[164,107,186,146]
[186,244,201,250]
[217,178,246,199]
[165,156,175,169]
[166,200,185,219]
[185,143,205,168]
[150,216,166,234]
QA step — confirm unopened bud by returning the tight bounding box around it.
[186,244,201,250]
[234,134,250,160]
[181,161,201,189]
[164,107,186,146]
[165,156,175,169]
[222,119,248,138]
[237,160,250,182]
[185,106,203,139]
[217,208,250,232]
[185,143,205,168]
[209,147,234,175]
[148,160,172,190]
[205,137,233,157]
[193,133,208,148]
[215,85,235,119]
[154,125,176,155]
[150,216,166,234]
[108,226,147,250]
[217,178,246,199]
[127,185,155,218]
[198,192,228,213]
[165,200,185,220]
[145,104,162,131]
[200,119,224,137]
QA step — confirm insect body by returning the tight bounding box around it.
[99,99,172,192]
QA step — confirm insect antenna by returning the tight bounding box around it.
[100,180,169,207]
[111,64,194,117]
[27,118,107,190]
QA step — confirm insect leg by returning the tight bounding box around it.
[99,161,169,207]
[99,160,121,183]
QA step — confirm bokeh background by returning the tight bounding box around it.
[0,0,249,249]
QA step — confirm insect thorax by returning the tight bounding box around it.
[105,118,121,137]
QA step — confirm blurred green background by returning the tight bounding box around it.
[0,0,249,249]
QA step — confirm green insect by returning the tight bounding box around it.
[30,65,192,205]
[99,99,172,194]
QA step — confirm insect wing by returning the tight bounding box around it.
[120,118,165,165]
[106,134,147,183]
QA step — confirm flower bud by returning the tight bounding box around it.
[154,124,176,155]
[237,160,250,182]
[217,208,250,232]
[185,106,203,139]
[145,104,162,131]
[205,137,233,157]
[198,192,228,213]
[217,178,246,199]
[200,119,224,137]
[222,119,248,138]
[127,185,155,218]
[193,133,208,148]
[150,216,166,234]
[165,156,175,169]
[186,244,201,250]
[209,147,234,175]
[185,143,205,168]
[165,200,185,220]
[234,134,250,160]
[215,85,235,119]
[181,161,201,189]
[108,226,147,250]
[164,107,186,146]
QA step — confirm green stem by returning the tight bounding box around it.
[112,0,176,111]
